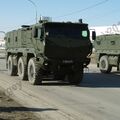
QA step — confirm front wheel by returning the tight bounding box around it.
[28,58,42,85]
[99,55,112,73]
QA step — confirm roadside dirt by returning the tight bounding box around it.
[0,56,120,120]
[0,90,39,120]
[0,54,97,120]
[0,57,39,120]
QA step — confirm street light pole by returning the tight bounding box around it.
[27,0,38,23]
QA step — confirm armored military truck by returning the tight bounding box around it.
[94,34,120,73]
[5,19,96,85]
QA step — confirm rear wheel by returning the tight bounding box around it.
[28,58,42,85]
[54,73,66,80]
[54,66,66,80]
[118,62,120,71]
[7,55,17,76]
[99,55,112,73]
[68,65,83,85]
[18,57,27,80]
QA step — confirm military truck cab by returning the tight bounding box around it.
[5,19,95,85]
[94,34,120,73]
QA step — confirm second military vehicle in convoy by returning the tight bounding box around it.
[94,34,120,73]
[5,18,96,85]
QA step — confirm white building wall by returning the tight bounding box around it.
[0,38,5,49]
[90,25,120,36]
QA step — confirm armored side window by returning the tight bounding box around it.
[15,36,18,42]
[8,38,10,43]
[40,28,44,41]
[33,27,38,38]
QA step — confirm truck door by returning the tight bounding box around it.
[21,30,32,47]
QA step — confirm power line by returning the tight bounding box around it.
[55,0,109,18]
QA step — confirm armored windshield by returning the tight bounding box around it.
[44,22,89,40]
[44,22,91,59]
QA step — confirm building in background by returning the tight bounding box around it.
[90,25,120,36]
[0,38,5,49]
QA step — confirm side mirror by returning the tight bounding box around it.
[33,27,38,38]
[92,31,96,40]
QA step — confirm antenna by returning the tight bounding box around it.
[27,0,38,23]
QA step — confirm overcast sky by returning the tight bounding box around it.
[0,0,120,32]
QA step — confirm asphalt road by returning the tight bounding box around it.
[0,59,120,120]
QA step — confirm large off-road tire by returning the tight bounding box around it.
[7,55,17,76]
[54,66,66,81]
[54,73,66,80]
[118,62,120,72]
[68,70,83,85]
[68,66,83,85]
[18,57,27,80]
[99,55,112,73]
[28,58,42,85]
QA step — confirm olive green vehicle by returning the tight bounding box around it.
[5,19,96,85]
[94,34,120,73]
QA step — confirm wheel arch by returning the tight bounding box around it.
[27,53,35,64]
